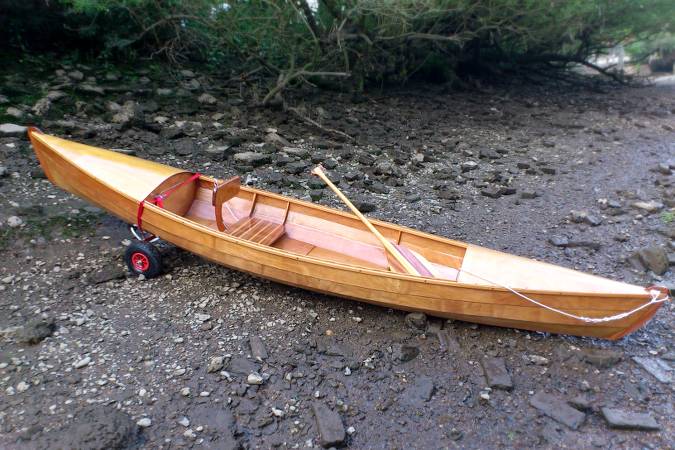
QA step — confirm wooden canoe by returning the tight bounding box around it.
[28,129,668,339]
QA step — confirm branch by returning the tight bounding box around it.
[288,107,355,142]
[262,70,350,105]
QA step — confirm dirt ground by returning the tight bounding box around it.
[1,63,674,449]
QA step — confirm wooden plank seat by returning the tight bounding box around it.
[230,217,285,246]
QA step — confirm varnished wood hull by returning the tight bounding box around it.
[28,130,665,340]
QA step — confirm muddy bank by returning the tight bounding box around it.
[1,63,674,448]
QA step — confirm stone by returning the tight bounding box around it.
[461,161,478,172]
[172,138,196,156]
[68,70,84,80]
[404,312,427,331]
[569,394,592,412]
[481,187,502,199]
[392,343,420,363]
[530,392,585,430]
[404,376,435,402]
[227,357,259,375]
[7,216,23,228]
[247,372,263,385]
[312,402,345,448]
[233,152,271,167]
[136,417,152,428]
[5,107,23,119]
[528,355,549,366]
[90,265,126,284]
[520,190,539,199]
[438,188,462,200]
[0,123,27,136]
[309,190,323,201]
[631,200,664,214]
[74,356,91,368]
[580,348,622,368]
[32,97,52,115]
[569,210,602,226]
[601,408,660,430]
[632,357,672,383]
[353,198,376,213]
[284,147,310,158]
[286,161,308,175]
[549,236,569,247]
[198,93,217,105]
[249,336,268,360]
[481,357,513,391]
[208,356,225,373]
[16,318,56,345]
[265,132,290,149]
[634,246,669,275]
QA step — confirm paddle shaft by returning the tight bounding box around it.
[311,166,420,276]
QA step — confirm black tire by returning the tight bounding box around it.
[124,241,163,278]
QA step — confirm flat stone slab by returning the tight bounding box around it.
[481,357,513,391]
[312,402,345,448]
[530,392,585,430]
[249,336,268,360]
[632,357,672,383]
[601,408,660,431]
[0,123,27,136]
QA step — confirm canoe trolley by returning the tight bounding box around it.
[27,128,670,339]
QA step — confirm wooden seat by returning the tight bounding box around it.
[213,176,241,232]
[230,217,285,246]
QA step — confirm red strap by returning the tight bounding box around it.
[137,201,145,231]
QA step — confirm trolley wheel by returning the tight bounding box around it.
[124,240,163,278]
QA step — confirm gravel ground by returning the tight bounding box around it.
[1,63,674,449]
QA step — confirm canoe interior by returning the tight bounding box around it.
[149,175,467,279]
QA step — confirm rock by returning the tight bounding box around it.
[249,336,268,360]
[283,147,310,158]
[286,161,308,175]
[309,189,323,201]
[247,372,264,385]
[208,356,225,373]
[172,138,196,156]
[233,152,271,167]
[520,190,539,199]
[580,348,622,368]
[631,200,664,213]
[36,406,138,449]
[265,132,290,150]
[461,161,478,172]
[634,246,669,275]
[111,100,142,127]
[32,97,52,115]
[481,187,502,199]
[404,376,435,403]
[438,188,462,200]
[353,198,376,213]
[530,392,585,430]
[392,343,420,363]
[5,107,24,119]
[79,84,106,95]
[312,402,346,448]
[16,381,30,393]
[0,123,27,137]
[74,356,92,368]
[68,70,84,80]
[404,312,427,331]
[198,93,217,105]
[569,394,592,412]
[16,318,56,345]
[204,145,231,160]
[549,236,569,247]
[0,94,8,104]
[227,357,259,375]
[180,69,195,78]
[136,417,152,428]
[569,210,602,226]
[656,163,672,175]
[601,408,660,430]
[7,216,23,228]
[632,357,672,383]
[527,355,549,366]
[481,357,513,391]
[91,265,126,284]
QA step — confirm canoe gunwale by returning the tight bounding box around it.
[143,200,653,302]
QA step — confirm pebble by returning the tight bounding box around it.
[136,417,152,428]
[178,417,190,427]
[180,387,191,397]
[247,372,264,385]
[207,356,225,373]
[16,381,29,393]
[73,356,91,368]
[7,216,23,228]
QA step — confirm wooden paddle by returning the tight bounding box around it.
[311,165,420,276]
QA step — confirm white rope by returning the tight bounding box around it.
[457,267,669,323]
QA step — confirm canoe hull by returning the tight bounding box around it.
[28,130,664,340]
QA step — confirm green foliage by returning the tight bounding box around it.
[1,0,674,86]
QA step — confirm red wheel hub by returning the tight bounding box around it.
[131,252,150,272]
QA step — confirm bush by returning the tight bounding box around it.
[2,1,674,90]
